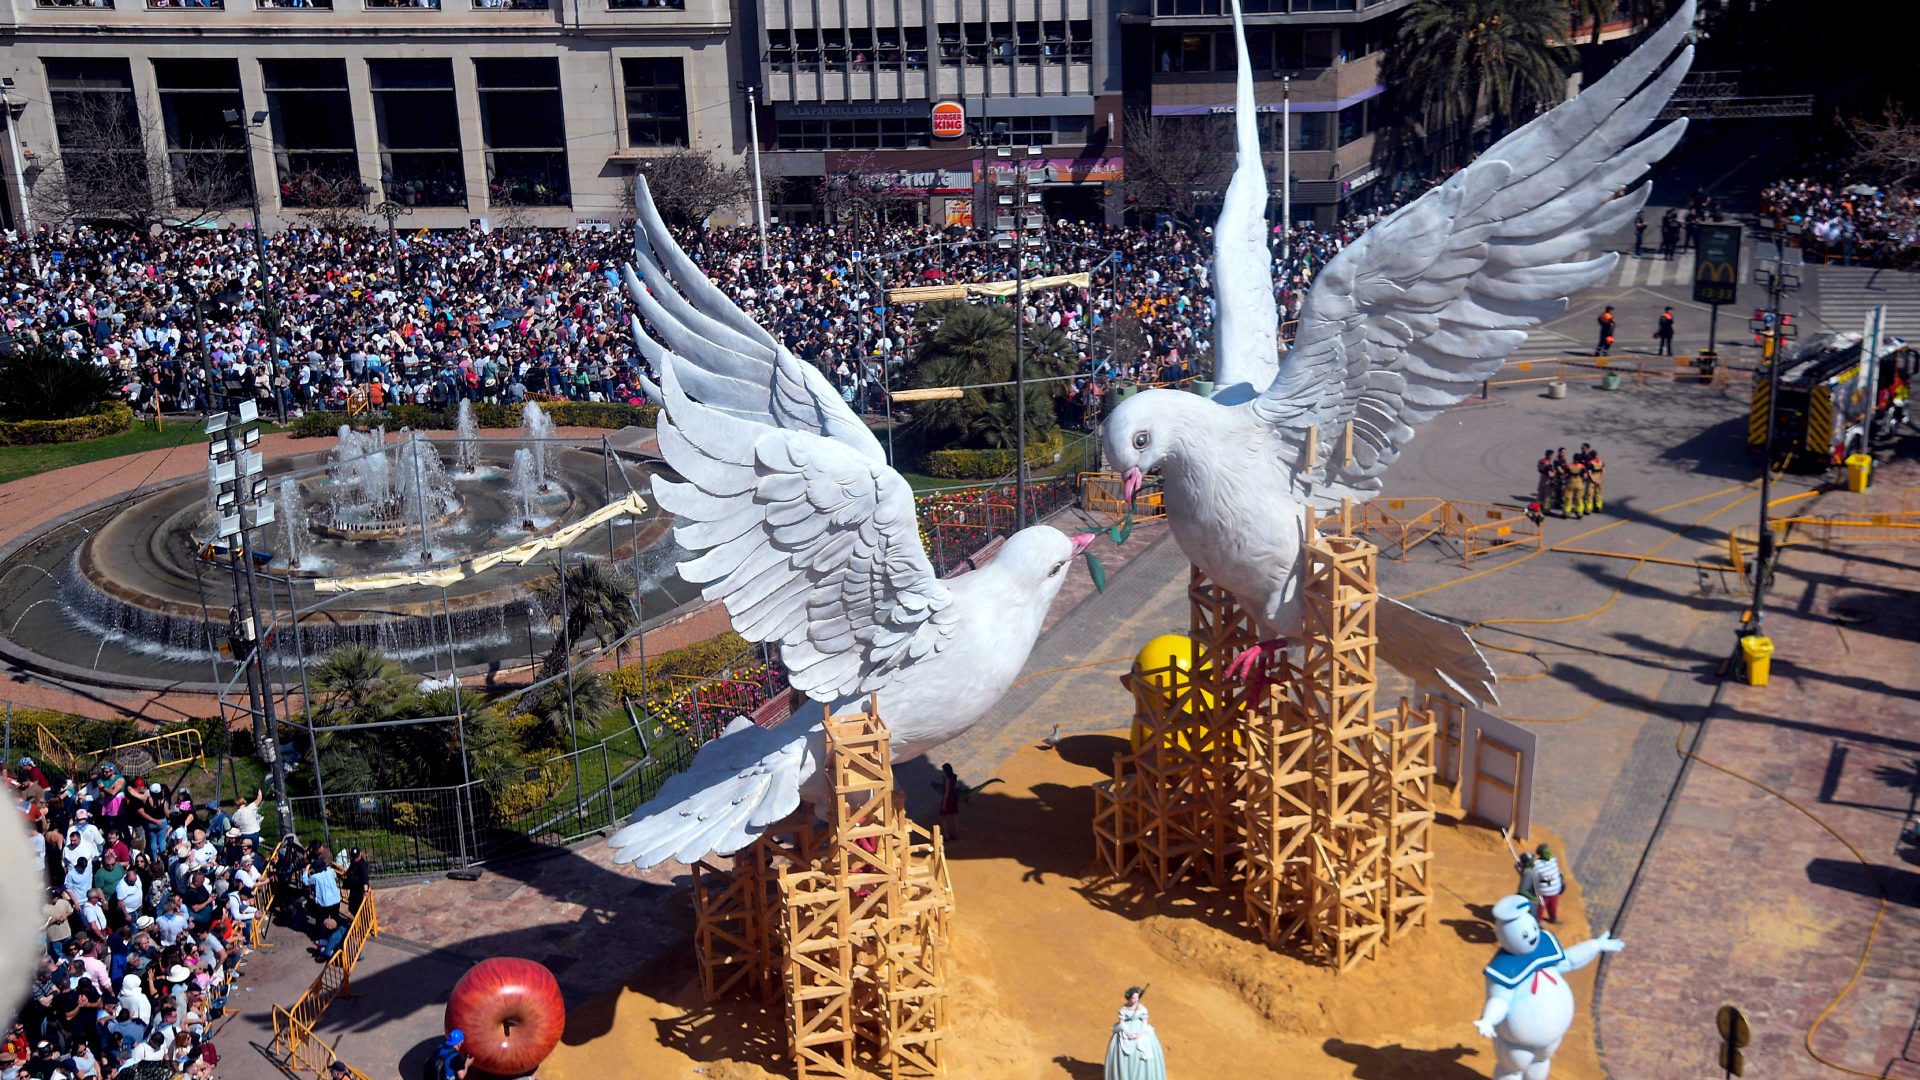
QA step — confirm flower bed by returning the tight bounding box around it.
[0,402,135,446]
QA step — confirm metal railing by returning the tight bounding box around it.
[1354,498,1543,567]
[270,889,380,1080]
[248,836,295,950]
[1726,510,1920,575]
[1077,471,1167,524]
[28,723,203,777]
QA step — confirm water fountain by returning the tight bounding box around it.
[0,425,700,689]
[276,478,311,569]
[511,448,538,530]
[522,401,555,492]
[454,400,481,476]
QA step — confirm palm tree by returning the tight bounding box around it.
[1394,0,1573,155]
[312,644,418,726]
[907,300,1077,447]
[531,558,637,679]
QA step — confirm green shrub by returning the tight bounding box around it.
[921,428,1065,480]
[290,401,658,438]
[0,345,118,422]
[603,631,755,701]
[0,401,135,446]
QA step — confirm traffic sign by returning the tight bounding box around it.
[1695,224,1742,306]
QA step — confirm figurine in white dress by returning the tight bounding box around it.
[1105,986,1167,1080]
[1473,895,1624,1080]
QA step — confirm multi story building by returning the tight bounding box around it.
[750,0,1123,226]
[1120,0,1410,227]
[0,0,745,231]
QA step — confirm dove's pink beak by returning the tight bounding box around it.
[1070,532,1097,556]
[1120,467,1144,505]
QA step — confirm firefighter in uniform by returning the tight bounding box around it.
[1595,306,1617,357]
[1536,449,1557,509]
[1564,453,1589,520]
[1551,449,1572,518]
[1580,443,1605,514]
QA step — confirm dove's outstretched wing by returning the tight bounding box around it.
[1249,1,1697,508]
[1210,0,1279,398]
[609,715,820,867]
[623,174,885,462]
[650,333,959,703]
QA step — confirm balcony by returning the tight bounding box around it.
[607,0,684,9]
[144,0,225,8]
[472,0,550,8]
[34,0,116,7]
[256,0,334,8]
[366,0,440,8]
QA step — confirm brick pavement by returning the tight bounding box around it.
[1597,449,1920,1079]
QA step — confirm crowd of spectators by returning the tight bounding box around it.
[1761,177,1920,268]
[0,181,1443,430]
[3,754,369,1080]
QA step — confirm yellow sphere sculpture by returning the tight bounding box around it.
[1128,633,1231,752]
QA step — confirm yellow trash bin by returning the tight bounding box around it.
[1844,453,1872,493]
[1740,634,1774,687]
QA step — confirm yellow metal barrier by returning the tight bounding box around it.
[271,888,381,1076]
[1727,511,1920,574]
[31,725,204,777]
[271,1007,375,1080]
[248,836,294,950]
[1078,471,1167,523]
[1355,498,1541,567]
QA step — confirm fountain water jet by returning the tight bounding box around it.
[276,478,311,569]
[511,448,538,530]
[454,400,481,476]
[522,401,555,492]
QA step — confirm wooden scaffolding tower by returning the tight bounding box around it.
[689,703,955,1079]
[1095,521,1436,973]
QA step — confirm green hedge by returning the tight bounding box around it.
[290,400,659,438]
[603,631,754,701]
[0,402,134,446]
[921,428,1065,480]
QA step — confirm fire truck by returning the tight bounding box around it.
[1749,332,1914,467]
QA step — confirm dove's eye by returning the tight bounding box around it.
[1049,561,1065,577]
[1132,431,1150,450]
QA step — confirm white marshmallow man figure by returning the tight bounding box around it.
[1473,894,1624,1080]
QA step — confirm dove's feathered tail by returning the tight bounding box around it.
[608,713,825,869]
[1376,597,1498,707]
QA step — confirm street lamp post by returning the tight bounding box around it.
[223,109,286,424]
[2,79,40,278]
[737,82,770,271]
[992,141,1045,528]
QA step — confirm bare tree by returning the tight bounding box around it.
[285,170,370,231]
[1117,108,1233,229]
[819,152,919,231]
[1849,104,1920,186]
[32,92,246,230]
[632,147,751,229]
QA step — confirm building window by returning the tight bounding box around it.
[476,58,569,207]
[608,0,684,8]
[152,59,248,212]
[774,118,930,152]
[369,59,465,207]
[993,116,1095,147]
[44,58,150,208]
[1337,100,1374,146]
[262,59,358,207]
[623,58,689,148]
[366,0,439,8]
[256,0,333,10]
[1290,112,1330,152]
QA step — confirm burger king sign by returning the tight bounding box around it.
[931,101,966,139]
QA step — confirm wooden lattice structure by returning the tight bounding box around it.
[1095,520,1437,973]
[689,704,955,1079]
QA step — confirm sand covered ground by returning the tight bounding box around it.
[545,732,1604,1080]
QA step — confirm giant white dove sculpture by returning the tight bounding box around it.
[1103,0,1699,703]
[607,177,1094,868]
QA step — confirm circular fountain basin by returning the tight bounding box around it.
[0,437,701,691]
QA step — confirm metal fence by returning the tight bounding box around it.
[285,729,695,878]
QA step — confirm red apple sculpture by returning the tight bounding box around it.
[444,957,565,1076]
